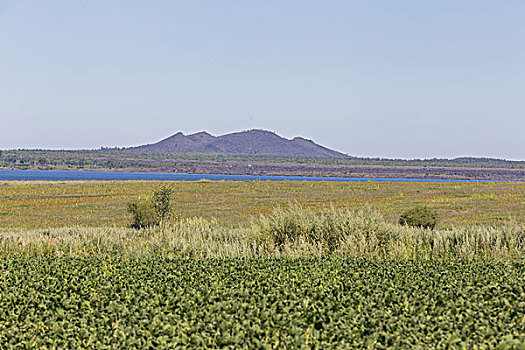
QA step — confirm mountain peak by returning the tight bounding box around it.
[292,136,312,142]
[245,129,276,134]
[187,131,216,144]
[132,129,348,158]
[189,131,213,137]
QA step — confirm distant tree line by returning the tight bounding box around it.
[0,149,524,171]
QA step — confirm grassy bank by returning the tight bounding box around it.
[1,180,524,229]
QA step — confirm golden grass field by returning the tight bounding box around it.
[0,180,524,229]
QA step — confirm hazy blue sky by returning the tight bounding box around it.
[1,1,524,159]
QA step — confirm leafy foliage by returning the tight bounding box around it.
[399,205,439,229]
[152,185,173,221]
[126,201,158,229]
[0,258,524,348]
[127,185,175,229]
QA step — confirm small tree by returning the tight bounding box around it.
[127,185,175,229]
[152,185,173,221]
[399,206,439,230]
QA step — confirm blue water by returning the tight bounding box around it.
[0,169,503,182]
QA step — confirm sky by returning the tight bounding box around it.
[1,1,524,159]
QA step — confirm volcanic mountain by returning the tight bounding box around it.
[130,129,349,158]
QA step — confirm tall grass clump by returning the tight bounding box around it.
[0,218,261,259]
[401,221,525,260]
[253,204,524,260]
[254,205,400,256]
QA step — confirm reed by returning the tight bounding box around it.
[1,206,523,260]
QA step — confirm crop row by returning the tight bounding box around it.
[1,258,524,348]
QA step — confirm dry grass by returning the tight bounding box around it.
[0,180,524,229]
[1,206,523,260]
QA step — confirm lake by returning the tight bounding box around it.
[0,169,501,182]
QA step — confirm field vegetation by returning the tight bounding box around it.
[1,180,525,347]
[1,258,524,348]
[1,206,523,261]
[0,180,524,229]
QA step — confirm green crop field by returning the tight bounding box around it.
[1,258,524,349]
[1,180,524,229]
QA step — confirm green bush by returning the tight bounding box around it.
[127,185,175,229]
[399,206,439,230]
[127,201,158,229]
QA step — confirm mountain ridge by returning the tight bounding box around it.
[129,129,349,158]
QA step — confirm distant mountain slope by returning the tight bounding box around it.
[130,129,349,158]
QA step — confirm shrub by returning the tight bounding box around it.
[127,201,158,229]
[127,185,175,229]
[152,185,173,221]
[399,206,439,230]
